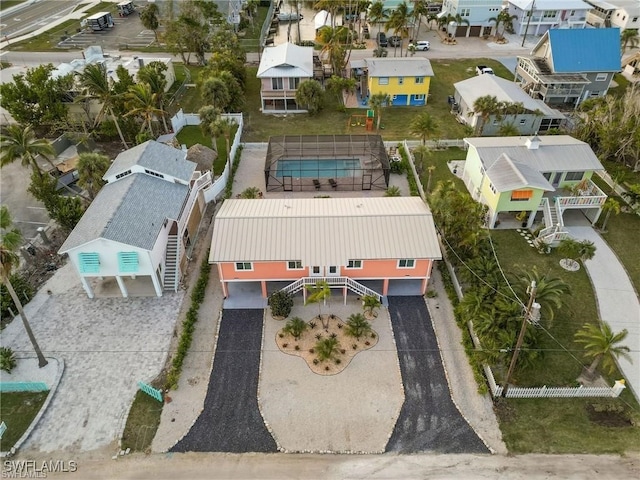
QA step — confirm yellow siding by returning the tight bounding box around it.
[368,76,431,98]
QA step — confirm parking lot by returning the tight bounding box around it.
[57,12,156,50]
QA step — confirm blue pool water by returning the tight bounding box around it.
[275,159,360,178]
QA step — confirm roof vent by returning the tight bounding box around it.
[525,135,541,150]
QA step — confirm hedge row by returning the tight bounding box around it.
[166,253,211,390]
[224,145,244,199]
[398,145,419,196]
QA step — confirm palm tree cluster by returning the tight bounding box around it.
[471,95,541,136]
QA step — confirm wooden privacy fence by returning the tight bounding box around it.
[0,382,48,393]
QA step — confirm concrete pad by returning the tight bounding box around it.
[259,299,404,453]
[0,263,184,453]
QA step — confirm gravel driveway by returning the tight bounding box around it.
[385,296,489,453]
[170,309,277,453]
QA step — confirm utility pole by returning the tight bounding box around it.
[521,0,536,48]
[502,280,540,397]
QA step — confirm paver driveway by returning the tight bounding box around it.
[385,296,489,453]
[170,309,277,453]
[0,265,183,453]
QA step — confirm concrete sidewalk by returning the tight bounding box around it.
[566,226,640,401]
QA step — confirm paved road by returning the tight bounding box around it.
[0,0,82,39]
[170,309,277,453]
[385,296,489,454]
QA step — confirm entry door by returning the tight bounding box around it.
[551,172,562,187]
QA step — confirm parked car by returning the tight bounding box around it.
[376,32,388,47]
[409,40,430,51]
[388,35,402,47]
[476,65,495,75]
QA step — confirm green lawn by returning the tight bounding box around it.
[0,391,49,451]
[0,0,25,11]
[121,390,163,452]
[599,211,640,294]
[175,125,235,174]
[238,6,270,52]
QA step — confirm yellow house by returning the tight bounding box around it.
[363,57,433,106]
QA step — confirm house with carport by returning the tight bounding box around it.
[59,141,212,298]
[453,74,565,135]
[209,197,441,303]
[461,135,607,244]
[257,42,315,114]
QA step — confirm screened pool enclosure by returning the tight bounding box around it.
[264,135,391,192]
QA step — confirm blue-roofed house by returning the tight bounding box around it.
[514,28,621,107]
[59,141,213,298]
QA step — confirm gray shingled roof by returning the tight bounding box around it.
[103,141,195,182]
[486,153,554,192]
[59,173,188,253]
[464,135,604,172]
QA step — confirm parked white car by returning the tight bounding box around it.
[409,40,430,51]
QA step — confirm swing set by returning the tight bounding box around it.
[348,109,375,131]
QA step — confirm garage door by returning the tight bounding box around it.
[392,94,408,106]
[469,26,481,37]
[456,25,468,37]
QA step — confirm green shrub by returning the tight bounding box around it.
[224,145,243,199]
[0,347,17,373]
[268,290,293,318]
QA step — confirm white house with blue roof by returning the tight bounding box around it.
[514,28,621,107]
[59,141,212,298]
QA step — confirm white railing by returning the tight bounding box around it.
[556,179,607,209]
[280,277,382,302]
[177,171,212,235]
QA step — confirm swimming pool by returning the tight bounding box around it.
[275,159,360,178]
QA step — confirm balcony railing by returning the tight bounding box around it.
[556,179,607,209]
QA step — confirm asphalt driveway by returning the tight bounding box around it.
[170,309,277,453]
[385,296,489,453]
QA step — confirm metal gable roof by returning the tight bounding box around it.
[364,57,434,77]
[547,28,621,73]
[257,42,314,78]
[103,140,196,182]
[209,197,441,265]
[59,173,188,253]
[486,154,555,192]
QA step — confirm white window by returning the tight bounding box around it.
[287,260,303,270]
[595,73,607,82]
[398,77,404,85]
[398,259,415,268]
[289,77,300,89]
[414,94,425,101]
[272,78,283,90]
[489,183,497,194]
[312,266,321,275]
[347,259,362,269]
[460,8,470,16]
[415,77,424,84]
[543,10,557,18]
[328,266,337,274]
[565,171,584,181]
[235,262,253,271]
[378,77,389,85]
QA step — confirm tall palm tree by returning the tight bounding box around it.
[77,152,110,200]
[368,92,391,131]
[215,116,237,164]
[575,322,631,377]
[488,9,517,40]
[386,1,410,57]
[314,0,340,28]
[620,29,639,55]
[368,1,388,37]
[497,122,520,136]
[411,0,429,41]
[317,25,350,76]
[558,238,597,264]
[198,105,223,154]
[137,64,169,132]
[512,267,570,326]
[201,77,230,111]
[125,83,164,137]
[305,280,331,321]
[78,63,129,149]
[450,13,470,39]
[470,95,502,135]
[599,197,621,231]
[0,125,55,176]
[0,206,48,368]
[409,111,438,144]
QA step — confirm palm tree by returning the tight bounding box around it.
[450,13,470,39]
[198,105,223,154]
[412,144,431,176]
[0,206,48,368]
[78,63,129,149]
[512,267,570,326]
[345,313,373,339]
[368,92,391,131]
[77,152,110,200]
[599,198,621,231]
[470,95,502,135]
[305,280,331,321]
[282,316,308,340]
[620,29,639,55]
[497,122,520,136]
[140,2,160,43]
[368,1,388,37]
[386,1,410,57]
[558,238,597,264]
[317,25,350,76]
[215,116,237,164]
[201,77,230,111]
[361,295,381,319]
[239,186,261,199]
[315,336,340,361]
[384,186,401,196]
[125,83,164,137]
[0,125,55,176]
[295,79,324,114]
[575,322,631,377]
[488,9,517,40]
[411,0,429,41]
[409,111,438,145]
[137,64,169,132]
[314,0,340,28]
